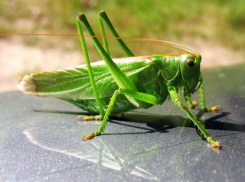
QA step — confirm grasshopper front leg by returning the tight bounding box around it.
[168,86,221,149]
[185,75,221,112]
[199,84,221,112]
[199,75,221,112]
[185,95,198,109]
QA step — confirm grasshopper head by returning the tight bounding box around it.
[180,54,201,94]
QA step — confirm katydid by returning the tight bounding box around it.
[18,11,221,148]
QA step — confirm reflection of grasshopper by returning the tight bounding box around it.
[19,11,221,148]
[24,127,160,181]
[93,139,160,181]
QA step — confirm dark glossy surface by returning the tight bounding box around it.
[0,64,245,182]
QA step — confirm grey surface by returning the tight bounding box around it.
[0,64,245,182]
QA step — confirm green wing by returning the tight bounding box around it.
[18,57,153,100]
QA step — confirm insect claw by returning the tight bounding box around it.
[77,115,90,120]
[212,141,222,149]
[79,115,103,121]
[202,105,221,113]
[82,131,101,141]
[82,133,94,141]
[191,100,198,108]
[84,116,92,121]
[206,136,222,149]
[211,105,221,112]
[188,100,198,109]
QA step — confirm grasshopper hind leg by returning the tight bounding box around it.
[99,10,134,57]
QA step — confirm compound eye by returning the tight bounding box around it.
[187,59,194,67]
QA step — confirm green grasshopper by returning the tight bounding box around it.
[18,11,221,148]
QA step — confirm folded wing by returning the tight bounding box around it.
[18,57,152,100]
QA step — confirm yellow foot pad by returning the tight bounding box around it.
[207,137,222,149]
[190,101,198,109]
[77,115,104,121]
[212,141,222,149]
[82,133,95,141]
[203,105,221,112]
[82,131,101,141]
[211,105,221,112]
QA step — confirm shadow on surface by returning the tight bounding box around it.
[34,109,245,134]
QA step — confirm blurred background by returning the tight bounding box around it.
[0,0,245,92]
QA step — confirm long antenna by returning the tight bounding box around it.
[0,33,200,56]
